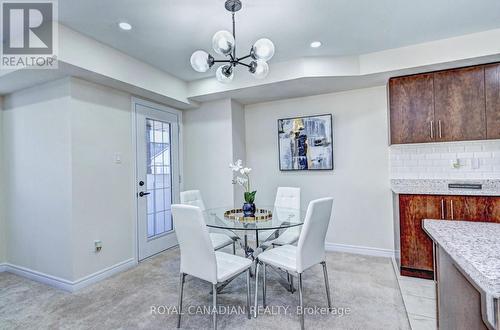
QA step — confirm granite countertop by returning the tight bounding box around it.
[391,179,500,196]
[423,219,500,298]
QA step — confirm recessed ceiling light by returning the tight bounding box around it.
[310,41,322,48]
[118,22,132,31]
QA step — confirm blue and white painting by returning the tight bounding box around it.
[278,114,333,171]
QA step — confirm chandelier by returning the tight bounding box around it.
[190,0,275,83]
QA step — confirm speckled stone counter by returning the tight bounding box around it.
[423,220,500,299]
[391,179,500,196]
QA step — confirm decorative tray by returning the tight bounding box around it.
[223,208,272,222]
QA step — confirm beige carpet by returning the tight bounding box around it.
[0,248,410,329]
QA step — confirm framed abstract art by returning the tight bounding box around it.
[277,114,334,171]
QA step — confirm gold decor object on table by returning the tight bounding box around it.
[224,208,272,222]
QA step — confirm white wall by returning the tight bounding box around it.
[0,96,5,264]
[244,86,394,251]
[390,140,500,180]
[3,79,74,279]
[183,99,235,209]
[69,78,135,280]
[230,100,247,206]
[2,77,137,285]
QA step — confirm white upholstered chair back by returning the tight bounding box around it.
[274,187,301,209]
[171,204,217,284]
[296,197,333,273]
[180,190,206,211]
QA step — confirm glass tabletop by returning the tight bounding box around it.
[204,205,305,231]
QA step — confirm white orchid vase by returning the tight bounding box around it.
[229,160,257,216]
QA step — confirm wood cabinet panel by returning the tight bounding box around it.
[433,66,486,141]
[389,74,435,144]
[399,195,443,276]
[445,196,500,223]
[400,194,500,279]
[485,63,500,139]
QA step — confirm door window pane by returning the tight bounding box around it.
[146,119,173,238]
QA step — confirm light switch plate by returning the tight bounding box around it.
[114,152,122,164]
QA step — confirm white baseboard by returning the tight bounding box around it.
[4,263,75,291]
[72,258,137,292]
[2,258,137,292]
[325,242,395,258]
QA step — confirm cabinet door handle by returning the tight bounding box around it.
[430,121,434,139]
[441,199,445,219]
[450,200,454,220]
[438,120,442,139]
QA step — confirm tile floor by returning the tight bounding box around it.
[396,274,437,330]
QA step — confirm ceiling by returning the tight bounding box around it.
[58,0,500,82]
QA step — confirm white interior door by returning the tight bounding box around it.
[135,101,180,260]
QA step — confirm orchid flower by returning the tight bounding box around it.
[240,167,252,175]
[236,176,248,187]
[229,159,243,172]
[229,160,257,204]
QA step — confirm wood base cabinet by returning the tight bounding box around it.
[399,194,500,279]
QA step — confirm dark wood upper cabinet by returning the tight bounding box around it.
[388,63,500,144]
[389,74,435,144]
[433,66,486,142]
[485,63,500,139]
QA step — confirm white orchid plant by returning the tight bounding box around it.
[229,159,256,204]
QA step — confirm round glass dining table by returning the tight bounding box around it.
[204,205,305,259]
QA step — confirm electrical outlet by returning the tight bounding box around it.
[94,240,102,252]
[450,159,461,169]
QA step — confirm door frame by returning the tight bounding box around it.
[131,97,183,262]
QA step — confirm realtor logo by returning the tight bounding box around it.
[1,0,58,69]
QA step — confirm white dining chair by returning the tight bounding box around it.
[260,187,301,248]
[254,197,334,330]
[180,190,239,253]
[172,204,252,329]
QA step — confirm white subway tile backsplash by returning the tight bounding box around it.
[390,140,500,180]
[464,145,483,152]
[473,151,492,158]
[410,153,426,160]
[404,159,419,167]
[418,159,433,166]
[425,153,442,160]
[457,152,474,158]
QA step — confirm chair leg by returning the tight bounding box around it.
[212,283,217,330]
[177,273,185,328]
[246,268,251,319]
[321,261,332,310]
[232,241,236,255]
[262,263,267,308]
[254,262,260,318]
[290,274,294,293]
[298,273,304,330]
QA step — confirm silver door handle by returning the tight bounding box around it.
[441,199,445,219]
[430,121,434,139]
[450,200,454,220]
[438,120,442,139]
